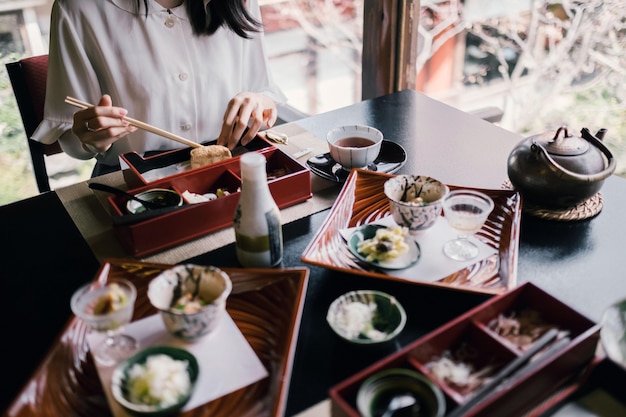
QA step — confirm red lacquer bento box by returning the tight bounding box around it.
[329,282,601,417]
[119,136,276,188]
[526,356,626,416]
[107,137,311,257]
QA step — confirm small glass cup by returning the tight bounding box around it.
[442,189,494,261]
[71,278,138,366]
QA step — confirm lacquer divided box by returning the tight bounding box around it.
[330,282,600,417]
[106,136,311,257]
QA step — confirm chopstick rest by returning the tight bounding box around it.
[446,328,563,417]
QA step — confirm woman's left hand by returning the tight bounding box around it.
[217,92,277,150]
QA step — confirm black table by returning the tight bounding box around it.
[2,89,626,416]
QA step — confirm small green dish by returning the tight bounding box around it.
[326,290,407,345]
[111,346,199,417]
[357,368,446,417]
[348,224,421,270]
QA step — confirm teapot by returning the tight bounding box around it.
[507,126,616,208]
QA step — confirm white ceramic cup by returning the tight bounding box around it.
[327,125,384,170]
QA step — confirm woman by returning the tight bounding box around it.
[33,0,286,176]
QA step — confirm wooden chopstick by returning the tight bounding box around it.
[446,328,561,417]
[65,96,201,149]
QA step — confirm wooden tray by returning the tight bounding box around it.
[7,259,309,417]
[301,169,522,295]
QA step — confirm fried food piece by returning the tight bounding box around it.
[190,145,232,169]
[92,283,128,315]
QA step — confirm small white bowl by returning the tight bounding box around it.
[327,125,384,170]
[384,175,449,234]
[147,264,232,340]
[326,290,406,345]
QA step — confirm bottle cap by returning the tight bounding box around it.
[240,152,267,179]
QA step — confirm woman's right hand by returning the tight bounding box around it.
[71,94,137,153]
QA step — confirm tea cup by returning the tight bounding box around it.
[327,125,383,170]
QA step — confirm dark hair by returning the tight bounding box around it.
[139,0,261,38]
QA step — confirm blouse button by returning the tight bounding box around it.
[165,18,175,28]
[179,72,189,81]
[181,123,191,131]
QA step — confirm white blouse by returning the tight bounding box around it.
[33,0,286,166]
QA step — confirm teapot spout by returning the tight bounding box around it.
[581,127,607,141]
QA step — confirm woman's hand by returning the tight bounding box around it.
[217,92,278,150]
[71,94,137,153]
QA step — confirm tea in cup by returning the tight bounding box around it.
[327,125,383,170]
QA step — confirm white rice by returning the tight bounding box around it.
[127,354,191,407]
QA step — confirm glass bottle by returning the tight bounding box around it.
[234,152,283,267]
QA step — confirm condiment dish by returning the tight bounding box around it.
[326,290,406,345]
[357,368,446,417]
[126,188,183,214]
[348,224,420,270]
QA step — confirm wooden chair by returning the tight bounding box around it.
[6,54,63,193]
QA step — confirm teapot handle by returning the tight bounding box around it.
[531,128,616,182]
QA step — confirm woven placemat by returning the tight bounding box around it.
[524,193,603,221]
[501,180,603,221]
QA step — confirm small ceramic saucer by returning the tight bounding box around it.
[307,140,407,183]
[348,224,420,270]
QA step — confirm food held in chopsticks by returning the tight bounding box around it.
[356,225,409,262]
[189,144,232,169]
[65,96,233,169]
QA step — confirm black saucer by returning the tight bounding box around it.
[307,140,407,183]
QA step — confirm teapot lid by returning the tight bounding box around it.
[544,127,589,156]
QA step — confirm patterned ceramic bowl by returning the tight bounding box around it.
[147,264,232,340]
[384,175,449,234]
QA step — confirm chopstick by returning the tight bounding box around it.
[65,96,202,149]
[446,328,562,417]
